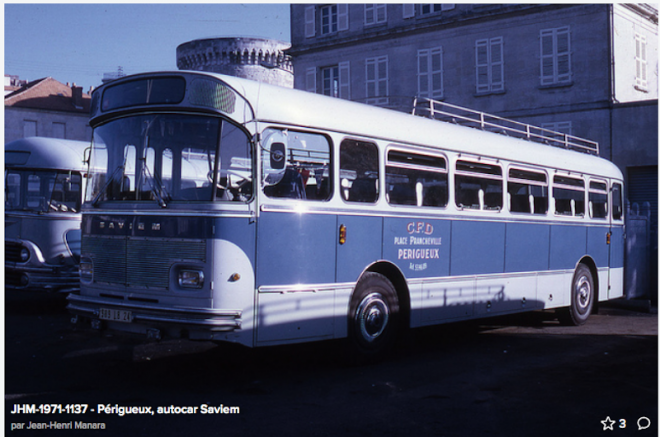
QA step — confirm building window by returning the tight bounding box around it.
[366,56,389,105]
[475,37,504,94]
[52,122,66,139]
[540,26,571,86]
[541,121,572,135]
[23,120,37,137]
[420,4,454,15]
[418,47,443,99]
[635,33,648,91]
[322,66,339,97]
[320,4,348,35]
[321,5,338,34]
[365,4,387,25]
[541,121,573,146]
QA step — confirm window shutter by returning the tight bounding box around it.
[306,67,316,93]
[305,6,316,38]
[338,4,349,31]
[403,4,415,18]
[418,49,430,97]
[475,39,490,93]
[339,61,350,99]
[490,37,504,91]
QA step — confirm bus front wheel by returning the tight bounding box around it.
[562,264,595,326]
[347,272,399,361]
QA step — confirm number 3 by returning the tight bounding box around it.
[619,419,627,429]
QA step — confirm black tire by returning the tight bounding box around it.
[346,272,400,362]
[561,264,595,326]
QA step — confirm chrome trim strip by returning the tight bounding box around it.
[258,203,621,227]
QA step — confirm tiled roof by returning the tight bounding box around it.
[4,77,91,113]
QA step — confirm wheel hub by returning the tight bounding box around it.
[356,293,389,342]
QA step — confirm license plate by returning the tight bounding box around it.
[99,308,132,323]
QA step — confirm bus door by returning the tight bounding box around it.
[608,181,625,299]
[254,128,337,344]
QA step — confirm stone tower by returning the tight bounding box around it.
[176,37,293,88]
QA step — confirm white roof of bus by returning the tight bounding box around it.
[209,72,623,181]
[5,137,89,171]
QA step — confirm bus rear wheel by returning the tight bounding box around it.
[347,272,399,361]
[561,263,595,326]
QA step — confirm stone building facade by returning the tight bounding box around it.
[289,3,659,297]
[177,37,294,88]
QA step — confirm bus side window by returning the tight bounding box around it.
[507,168,548,215]
[553,175,585,217]
[612,182,623,220]
[340,139,379,203]
[455,160,502,211]
[589,180,608,219]
[262,128,332,201]
[386,149,447,207]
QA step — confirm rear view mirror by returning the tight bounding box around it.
[270,142,286,170]
[262,130,288,186]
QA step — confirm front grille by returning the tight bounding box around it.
[82,236,206,289]
[5,242,23,262]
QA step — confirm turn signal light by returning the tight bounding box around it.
[339,224,346,245]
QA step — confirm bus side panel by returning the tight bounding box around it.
[450,220,505,276]
[256,211,337,286]
[419,276,475,325]
[587,225,610,268]
[336,215,383,283]
[504,222,550,273]
[473,273,539,316]
[255,211,337,345]
[549,224,587,270]
[382,217,449,279]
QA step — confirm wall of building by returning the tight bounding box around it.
[290,4,616,141]
[5,107,92,143]
[612,4,659,103]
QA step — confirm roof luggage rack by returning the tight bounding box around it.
[412,97,599,156]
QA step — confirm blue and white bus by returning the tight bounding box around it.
[5,137,89,292]
[68,71,624,358]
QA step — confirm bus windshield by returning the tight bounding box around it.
[86,114,252,205]
[5,169,82,213]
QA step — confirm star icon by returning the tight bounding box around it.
[601,416,616,431]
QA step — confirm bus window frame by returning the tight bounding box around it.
[260,127,334,202]
[611,181,624,222]
[588,178,609,220]
[507,165,549,216]
[339,138,380,204]
[552,173,586,218]
[385,146,448,209]
[454,159,503,212]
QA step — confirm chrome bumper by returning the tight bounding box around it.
[67,293,242,333]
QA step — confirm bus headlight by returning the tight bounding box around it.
[178,270,205,289]
[79,259,93,282]
[20,247,30,262]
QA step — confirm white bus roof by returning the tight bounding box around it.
[213,72,623,182]
[5,137,89,171]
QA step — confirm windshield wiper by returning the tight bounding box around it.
[139,159,170,208]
